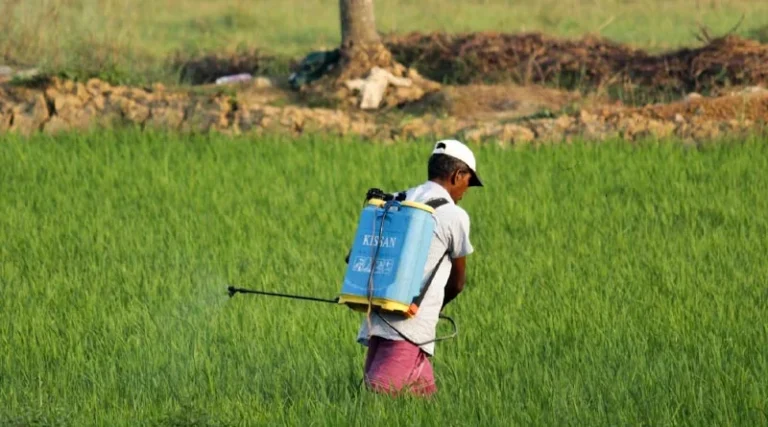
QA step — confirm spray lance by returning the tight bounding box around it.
[226,285,458,347]
[226,188,460,347]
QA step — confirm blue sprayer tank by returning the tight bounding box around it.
[338,198,437,318]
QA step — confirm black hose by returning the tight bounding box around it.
[227,286,339,304]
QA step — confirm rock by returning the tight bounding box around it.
[67,106,97,130]
[462,123,500,143]
[684,92,702,102]
[181,98,231,133]
[146,105,185,130]
[554,115,574,130]
[61,79,76,92]
[91,95,106,111]
[10,93,49,135]
[0,110,12,132]
[71,83,89,103]
[112,96,151,124]
[726,119,753,131]
[52,91,82,114]
[619,115,646,139]
[499,124,535,144]
[253,77,273,88]
[301,108,355,136]
[578,115,611,141]
[399,118,433,139]
[431,116,465,137]
[646,119,676,139]
[43,116,71,134]
[127,87,151,103]
[348,119,377,138]
[86,78,109,96]
[579,110,598,124]
[41,85,99,130]
[528,119,564,143]
[232,105,267,134]
[690,120,721,140]
[277,107,305,133]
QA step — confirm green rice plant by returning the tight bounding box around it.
[1,129,767,426]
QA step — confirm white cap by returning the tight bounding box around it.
[431,139,483,187]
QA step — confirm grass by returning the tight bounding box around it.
[2,0,767,85]
[1,129,767,425]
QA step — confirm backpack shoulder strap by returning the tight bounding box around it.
[424,197,449,210]
[407,197,452,314]
[409,250,450,314]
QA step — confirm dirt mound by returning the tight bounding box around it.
[400,83,589,121]
[601,87,768,123]
[384,32,768,96]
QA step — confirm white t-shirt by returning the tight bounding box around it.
[356,180,474,356]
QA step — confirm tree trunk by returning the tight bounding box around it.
[299,0,438,109]
[339,0,381,50]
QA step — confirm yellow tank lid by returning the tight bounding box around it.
[366,198,435,213]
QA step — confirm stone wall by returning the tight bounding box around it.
[2,77,767,144]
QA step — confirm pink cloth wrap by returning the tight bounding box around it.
[363,336,437,397]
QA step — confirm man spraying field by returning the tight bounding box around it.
[354,139,483,397]
[227,138,482,396]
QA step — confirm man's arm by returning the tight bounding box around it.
[440,206,473,310]
[442,256,466,310]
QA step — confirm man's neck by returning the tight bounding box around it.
[428,179,454,201]
[428,178,448,189]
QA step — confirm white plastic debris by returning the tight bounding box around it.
[215,73,252,85]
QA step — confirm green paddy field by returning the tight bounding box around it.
[1,131,767,425]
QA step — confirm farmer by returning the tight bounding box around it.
[357,139,483,397]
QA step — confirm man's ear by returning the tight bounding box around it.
[449,169,460,185]
[451,169,468,186]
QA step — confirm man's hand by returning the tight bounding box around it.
[442,256,466,310]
